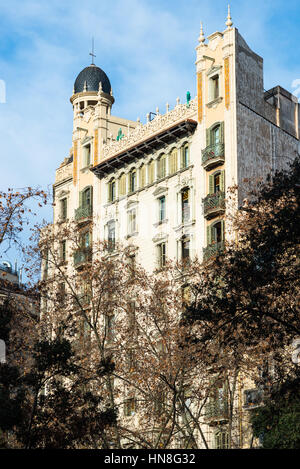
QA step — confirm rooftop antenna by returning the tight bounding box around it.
[89,37,96,65]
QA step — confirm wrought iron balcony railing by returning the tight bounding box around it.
[75,204,92,221]
[205,399,229,422]
[203,191,225,219]
[203,241,224,261]
[202,143,225,170]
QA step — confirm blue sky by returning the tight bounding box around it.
[0,0,300,267]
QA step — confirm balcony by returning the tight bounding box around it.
[202,143,225,170]
[203,241,224,261]
[75,204,92,222]
[203,192,225,219]
[243,389,263,410]
[73,248,92,267]
[205,399,229,425]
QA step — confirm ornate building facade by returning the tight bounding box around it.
[53,12,299,271]
[43,10,299,448]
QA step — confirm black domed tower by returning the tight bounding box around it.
[70,62,114,118]
[74,64,111,94]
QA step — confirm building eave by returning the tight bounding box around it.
[91,118,198,178]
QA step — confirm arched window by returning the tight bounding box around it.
[169,149,178,174]
[181,188,190,223]
[129,169,137,193]
[207,220,224,245]
[108,178,116,202]
[82,187,91,207]
[107,220,116,252]
[157,154,166,179]
[206,122,224,148]
[181,145,189,168]
[209,170,225,194]
[212,125,220,144]
[215,430,229,449]
[119,173,126,196]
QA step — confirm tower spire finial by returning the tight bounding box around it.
[226,4,233,29]
[89,37,96,65]
[198,22,205,44]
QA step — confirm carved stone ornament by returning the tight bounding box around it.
[126,199,138,209]
[152,232,168,243]
[101,97,197,161]
[153,186,168,197]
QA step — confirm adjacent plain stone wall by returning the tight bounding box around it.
[236,102,298,205]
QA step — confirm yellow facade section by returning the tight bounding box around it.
[73,141,77,185]
[197,72,203,123]
[94,128,99,166]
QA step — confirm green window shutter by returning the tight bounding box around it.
[206,128,211,147]
[220,122,224,143]
[220,170,225,192]
[207,225,212,245]
[90,185,93,209]
[209,174,214,194]
[221,220,225,241]
[79,190,83,208]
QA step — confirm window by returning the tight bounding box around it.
[244,389,263,408]
[57,282,66,304]
[181,236,190,262]
[169,149,178,174]
[82,231,91,248]
[129,170,137,193]
[215,430,229,449]
[124,398,136,417]
[108,179,116,202]
[205,122,224,149]
[60,198,67,220]
[214,173,220,193]
[210,75,219,100]
[212,125,220,144]
[181,189,190,223]
[157,242,166,268]
[107,221,116,252]
[157,154,166,179]
[139,164,146,188]
[60,240,66,262]
[158,196,166,222]
[83,144,91,166]
[207,379,228,420]
[213,222,222,243]
[148,160,155,184]
[105,314,115,343]
[77,187,93,220]
[82,187,91,208]
[119,173,126,197]
[128,208,137,235]
[208,171,225,194]
[181,145,189,168]
[207,220,224,246]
